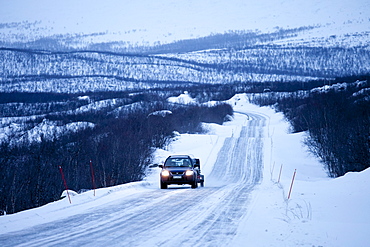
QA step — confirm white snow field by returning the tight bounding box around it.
[0,94,369,246]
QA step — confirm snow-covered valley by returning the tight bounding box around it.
[1,0,370,246]
[0,95,369,246]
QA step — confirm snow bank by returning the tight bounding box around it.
[167,91,196,105]
[228,94,370,247]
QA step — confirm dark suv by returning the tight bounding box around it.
[159,155,204,189]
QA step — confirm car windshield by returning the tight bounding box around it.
[165,158,192,167]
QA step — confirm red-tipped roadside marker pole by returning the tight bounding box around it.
[287,169,297,200]
[58,165,72,204]
[89,160,96,196]
[278,164,283,183]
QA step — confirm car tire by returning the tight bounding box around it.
[160,182,168,189]
[191,181,198,189]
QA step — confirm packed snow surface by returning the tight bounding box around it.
[0,95,369,246]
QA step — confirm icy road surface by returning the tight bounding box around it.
[0,112,266,247]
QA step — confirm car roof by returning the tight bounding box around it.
[167,155,192,159]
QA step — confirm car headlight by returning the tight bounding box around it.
[185,170,194,176]
[161,170,170,177]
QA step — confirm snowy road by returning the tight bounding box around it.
[0,112,266,247]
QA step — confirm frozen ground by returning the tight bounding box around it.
[0,94,369,246]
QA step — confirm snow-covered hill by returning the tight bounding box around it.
[0,96,369,246]
[1,1,369,94]
[1,0,369,48]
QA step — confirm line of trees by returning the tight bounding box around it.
[0,98,233,214]
[251,77,370,177]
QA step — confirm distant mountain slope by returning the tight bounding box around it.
[0,0,369,49]
[1,1,368,93]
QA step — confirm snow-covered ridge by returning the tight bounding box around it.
[2,45,368,94]
[71,98,130,114]
[0,118,95,146]
[0,97,135,145]
[22,119,95,143]
[310,80,366,94]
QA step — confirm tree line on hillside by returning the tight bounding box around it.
[1,45,369,94]
[0,100,233,214]
[251,77,370,177]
